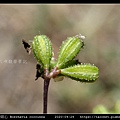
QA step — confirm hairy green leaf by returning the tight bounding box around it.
[61,63,99,82]
[32,35,52,69]
[56,36,84,69]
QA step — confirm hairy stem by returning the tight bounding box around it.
[43,78,50,114]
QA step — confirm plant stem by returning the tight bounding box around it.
[43,78,50,114]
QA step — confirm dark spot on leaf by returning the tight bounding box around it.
[22,39,31,54]
[75,59,81,65]
[35,64,42,80]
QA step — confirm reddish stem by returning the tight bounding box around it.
[43,78,50,114]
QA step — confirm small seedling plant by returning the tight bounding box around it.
[22,34,99,113]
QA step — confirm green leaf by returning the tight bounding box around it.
[50,57,57,70]
[60,63,99,82]
[53,76,64,82]
[92,105,109,114]
[59,59,81,69]
[32,35,52,69]
[56,36,84,69]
